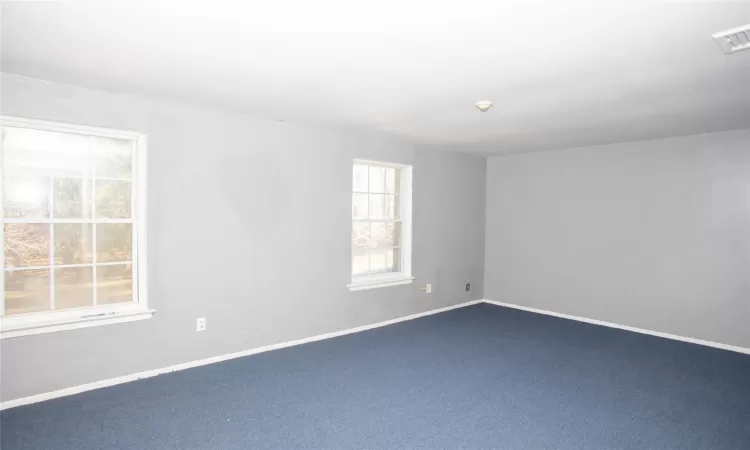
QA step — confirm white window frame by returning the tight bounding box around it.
[0,116,152,339]
[348,159,413,291]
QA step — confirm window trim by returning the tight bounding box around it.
[348,159,413,291]
[0,115,150,339]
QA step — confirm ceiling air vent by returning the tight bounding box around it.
[713,25,750,54]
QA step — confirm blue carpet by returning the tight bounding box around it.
[2,303,750,449]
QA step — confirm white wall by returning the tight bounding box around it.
[0,73,487,401]
[484,129,750,348]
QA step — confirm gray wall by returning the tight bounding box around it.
[0,73,486,402]
[485,129,750,348]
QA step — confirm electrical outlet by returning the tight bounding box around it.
[465,283,471,292]
[425,283,432,294]
[196,317,206,332]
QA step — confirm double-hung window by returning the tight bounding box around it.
[0,116,150,338]
[349,160,412,291]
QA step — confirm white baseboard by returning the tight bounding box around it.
[5,298,747,411]
[0,300,483,411]
[482,299,750,356]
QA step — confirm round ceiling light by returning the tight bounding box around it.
[475,100,493,112]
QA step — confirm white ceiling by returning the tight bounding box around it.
[2,0,749,155]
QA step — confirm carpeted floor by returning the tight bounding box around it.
[2,303,750,449]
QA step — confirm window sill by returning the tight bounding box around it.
[0,309,155,339]
[347,275,415,291]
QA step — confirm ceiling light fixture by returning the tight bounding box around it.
[475,101,493,112]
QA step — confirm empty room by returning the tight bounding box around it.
[0,0,749,449]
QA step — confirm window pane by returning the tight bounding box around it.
[54,266,94,310]
[4,269,51,316]
[370,251,387,274]
[4,224,50,268]
[3,175,50,218]
[96,223,132,262]
[385,194,400,220]
[95,180,131,218]
[369,166,386,193]
[353,164,368,192]
[370,222,389,249]
[386,248,402,273]
[386,222,402,246]
[385,168,399,194]
[54,177,92,219]
[54,223,93,264]
[2,126,94,177]
[96,264,133,304]
[352,249,369,277]
[94,138,132,178]
[352,194,368,219]
[369,194,384,219]
[352,222,369,250]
